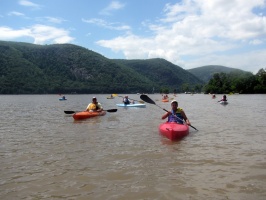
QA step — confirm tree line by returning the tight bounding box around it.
[203,68,266,94]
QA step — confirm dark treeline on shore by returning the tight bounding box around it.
[203,69,266,94]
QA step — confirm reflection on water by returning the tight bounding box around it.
[0,94,266,200]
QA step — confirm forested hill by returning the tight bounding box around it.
[188,65,248,83]
[0,41,204,94]
[113,58,204,92]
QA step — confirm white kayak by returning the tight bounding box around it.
[116,103,146,108]
[219,100,228,105]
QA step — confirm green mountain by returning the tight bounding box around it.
[0,41,203,94]
[188,65,248,83]
[113,58,204,92]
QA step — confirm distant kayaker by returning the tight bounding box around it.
[123,96,134,104]
[162,94,168,99]
[161,100,191,125]
[86,97,103,112]
[219,95,227,102]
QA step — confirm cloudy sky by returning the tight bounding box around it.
[1,0,266,73]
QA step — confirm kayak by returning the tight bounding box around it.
[59,98,67,101]
[73,111,106,120]
[116,103,146,108]
[219,101,228,105]
[159,122,189,140]
[162,99,169,102]
[107,97,114,99]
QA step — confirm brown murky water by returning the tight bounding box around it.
[0,94,265,200]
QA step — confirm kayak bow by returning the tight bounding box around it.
[159,122,189,140]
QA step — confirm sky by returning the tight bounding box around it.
[0,0,266,74]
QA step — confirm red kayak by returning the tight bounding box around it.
[159,122,189,140]
[73,111,106,120]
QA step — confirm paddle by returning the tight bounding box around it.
[140,94,198,131]
[64,109,117,114]
[112,94,145,104]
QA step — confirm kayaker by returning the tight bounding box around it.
[162,94,168,99]
[219,95,227,102]
[86,97,103,112]
[161,100,191,125]
[123,96,134,104]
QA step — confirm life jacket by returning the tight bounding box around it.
[168,108,184,124]
[123,98,130,104]
[88,103,99,111]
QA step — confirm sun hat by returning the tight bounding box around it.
[171,100,178,104]
[92,97,96,99]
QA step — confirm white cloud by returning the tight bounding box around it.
[36,17,67,24]
[19,0,41,9]
[96,0,266,72]
[30,25,74,44]
[100,1,125,15]
[97,35,152,58]
[249,39,263,45]
[82,18,130,31]
[0,25,74,44]
[0,26,30,39]
[8,11,25,17]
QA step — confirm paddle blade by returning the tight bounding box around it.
[105,109,117,112]
[140,94,156,105]
[64,111,75,114]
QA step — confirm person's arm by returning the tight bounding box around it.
[162,111,171,119]
[181,110,190,125]
[97,103,103,112]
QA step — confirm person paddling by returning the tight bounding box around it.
[161,100,191,125]
[219,95,227,102]
[123,95,134,104]
[86,97,103,112]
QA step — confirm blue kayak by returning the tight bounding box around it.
[116,103,146,108]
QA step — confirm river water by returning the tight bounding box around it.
[0,94,265,200]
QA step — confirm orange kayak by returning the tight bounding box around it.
[162,99,169,102]
[73,111,106,120]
